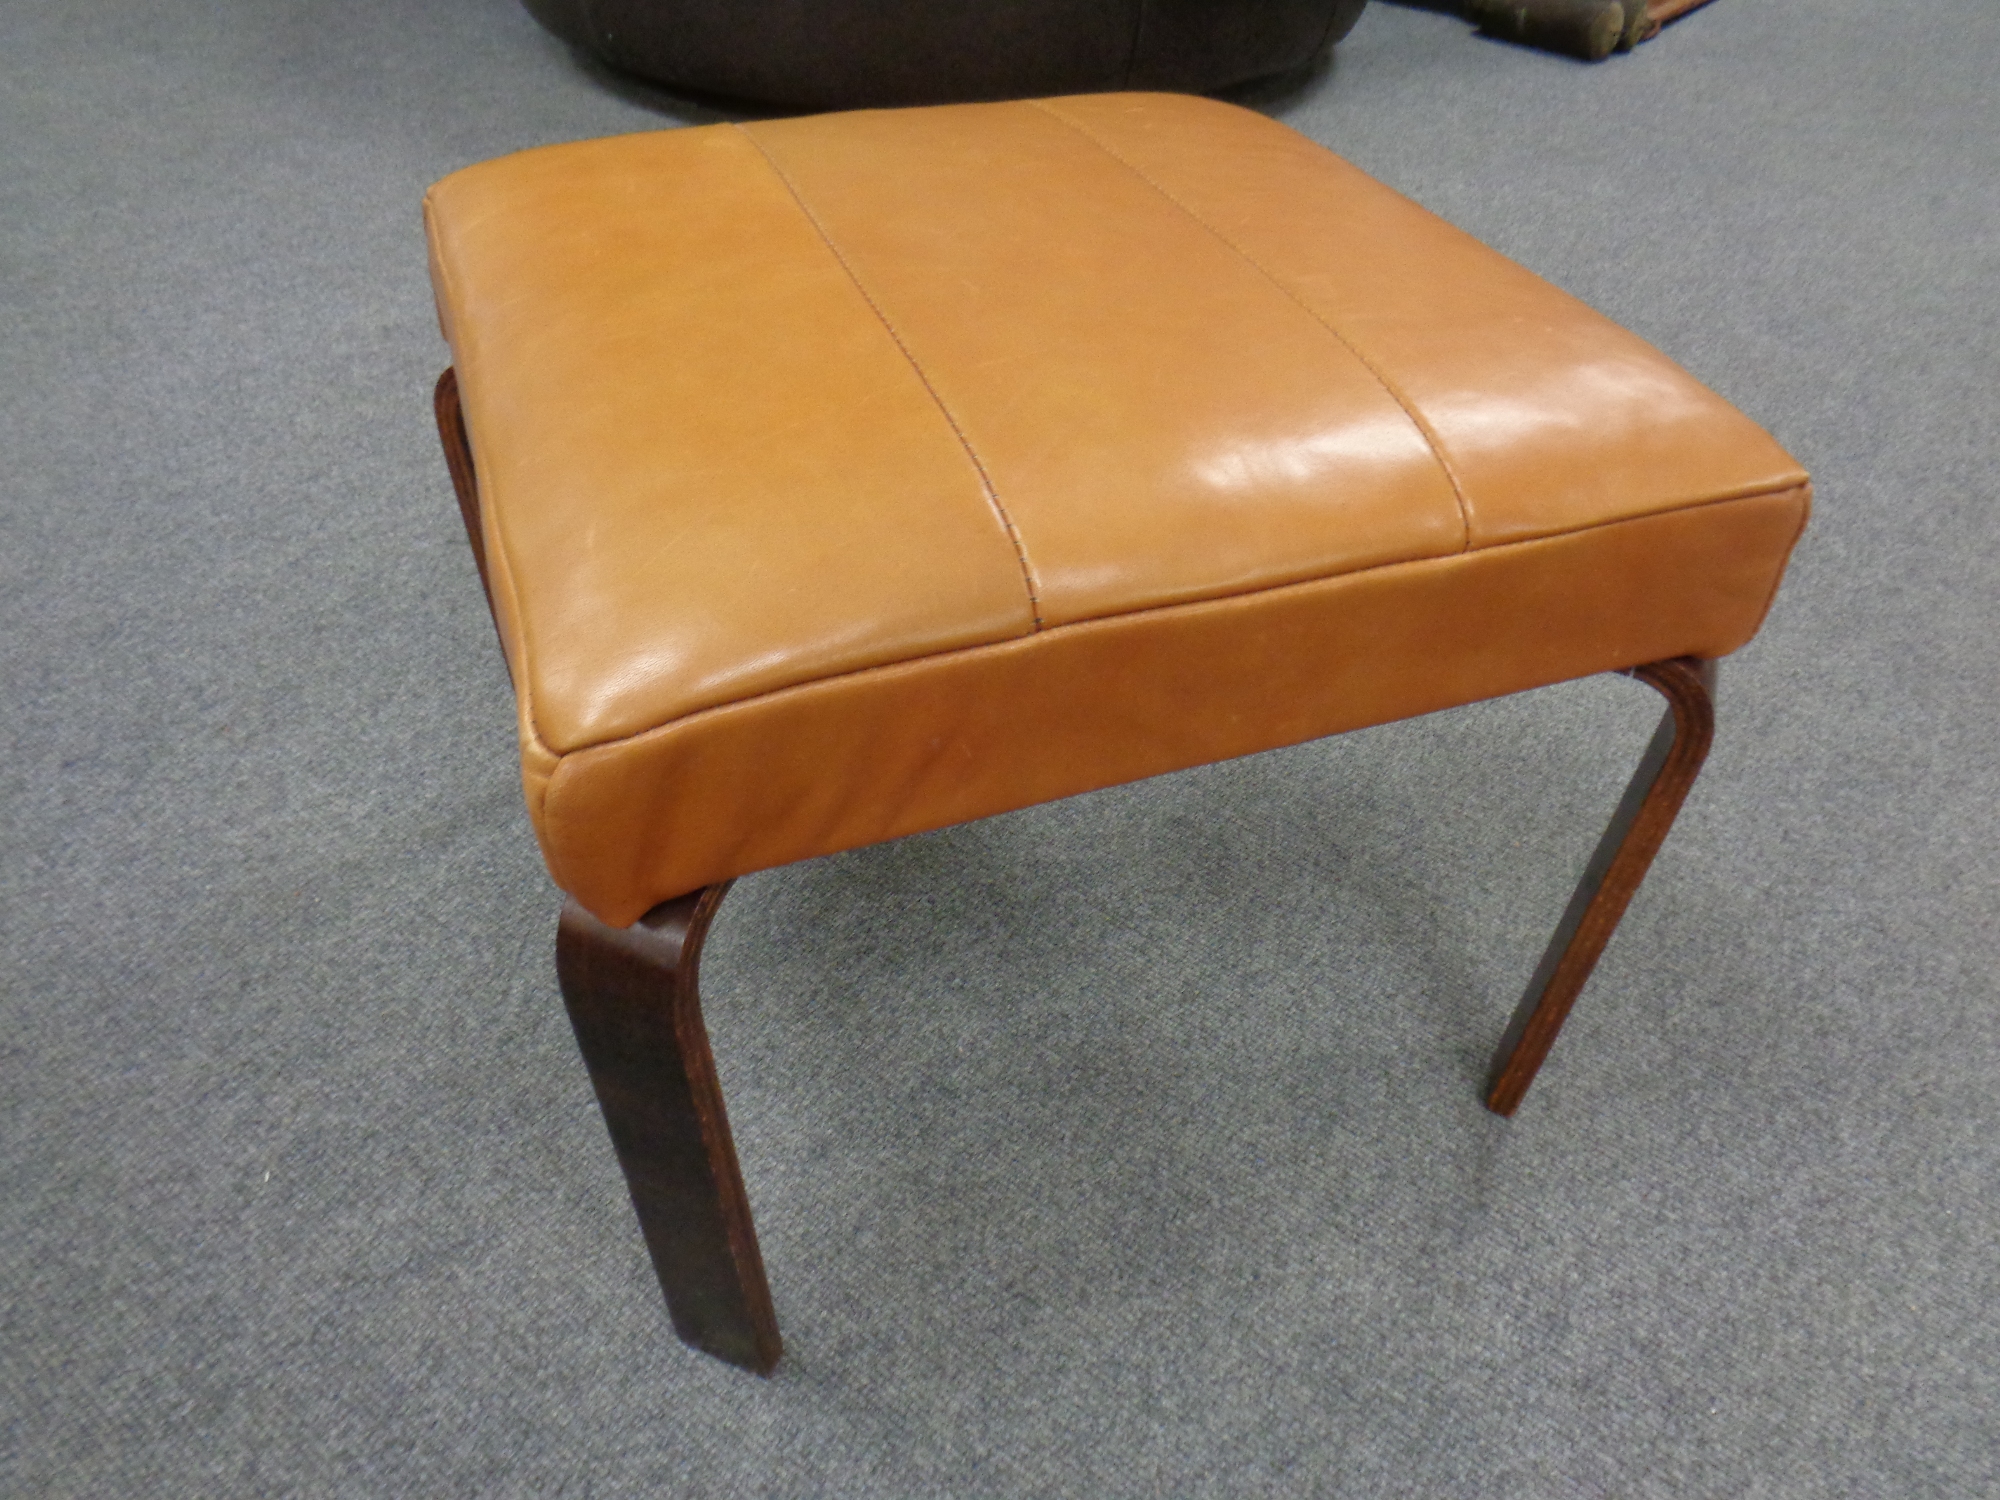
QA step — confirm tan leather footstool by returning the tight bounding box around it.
[424,94,1808,1373]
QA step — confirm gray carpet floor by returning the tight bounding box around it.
[4,0,1996,1493]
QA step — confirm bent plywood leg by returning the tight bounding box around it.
[1485,657,1718,1116]
[555,884,783,1373]
[433,366,505,650]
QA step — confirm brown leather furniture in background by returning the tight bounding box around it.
[520,0,1369,109]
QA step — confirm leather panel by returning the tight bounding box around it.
[425,129,1036,753]
[583,0,1139,109]
[744,104,1467,627]
[1046,95,1809,547]
[515,0,1360,110]
[1129,0,1360,91]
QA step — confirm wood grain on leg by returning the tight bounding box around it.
[432,367,502,639]
[556,885,783,1373]
[1484,657,1718,1116]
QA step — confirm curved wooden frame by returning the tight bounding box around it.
[436,366,1721,1371]
[1484,657,1717,1115]
[556,886,782,1373]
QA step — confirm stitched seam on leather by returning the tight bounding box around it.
[736,125,1047,630]
[1125,1,1149,86]
[1028,99,1477,553]
[549,481,1808,757]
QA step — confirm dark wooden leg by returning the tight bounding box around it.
[433,367,503,644]
[1484,657,1718,1116]
[555,884,784,1374]
[442,368,777,1367]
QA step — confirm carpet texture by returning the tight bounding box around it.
[3,0,1996,1494]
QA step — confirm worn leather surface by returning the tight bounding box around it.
[425,94,1810,925]
[519,0,1368,109]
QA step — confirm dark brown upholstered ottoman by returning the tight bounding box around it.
[425,94,1810,1372]
[522,0,1369,109]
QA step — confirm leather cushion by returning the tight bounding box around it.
[425,94,1809,925]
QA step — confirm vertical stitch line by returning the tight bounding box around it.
[735,125,1046,630]
[1029,100,1476,553]
[1125,0,1150,87]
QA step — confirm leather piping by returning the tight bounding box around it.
[530,479,1809,761]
